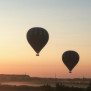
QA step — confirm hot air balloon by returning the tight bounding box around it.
[26,27,49,56]
[62,50,79,73]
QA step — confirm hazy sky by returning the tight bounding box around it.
[0,0,91,78]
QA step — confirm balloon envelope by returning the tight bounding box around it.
[26,27,49,56]
[62,50,79,73]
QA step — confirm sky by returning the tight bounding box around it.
[0,0,91,78]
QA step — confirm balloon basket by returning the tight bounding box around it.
[36,53,39,56]
[69,71,72,73]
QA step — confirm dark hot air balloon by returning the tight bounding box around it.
[62,50,79,73]
[26,27,49,56]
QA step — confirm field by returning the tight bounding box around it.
[0,75,91,91]
[0,77,90,88]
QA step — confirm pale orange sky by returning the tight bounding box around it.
[0,0,91,78]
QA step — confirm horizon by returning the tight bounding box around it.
[0,73,91,79]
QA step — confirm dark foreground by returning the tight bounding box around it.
[0,83,91,91]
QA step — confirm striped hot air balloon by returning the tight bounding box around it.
[27,27,49,56]
[62,50,79,73]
